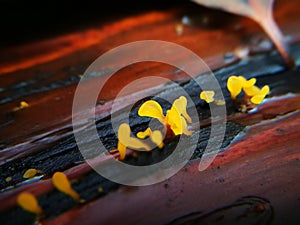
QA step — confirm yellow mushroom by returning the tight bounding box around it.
[166,106,191,136]
[200,90,215,103]
[23,169,38,179]
[239,76,256,88]
[137,127,152,139]
[227,75,270,106]
[215,99,226,105]
[13,101,30,111]
[171,96,192,123]
[20,101,29,109]
[17,192,42,215]
[250,85,270,104]
[227,75,256,99]
[200,90,226,105]
[138,96,192,136]
[117,141,127,160]
[52,172,79,201]
[243,85,260,96]
[117,123,151,160]
[227,76,243,99]
[137,128,164,149]
[138,100,165,123]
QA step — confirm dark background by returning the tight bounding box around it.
[0,0,186,47]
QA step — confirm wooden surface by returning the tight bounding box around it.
[0,0,299,224]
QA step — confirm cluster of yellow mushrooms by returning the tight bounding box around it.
[116,75,270,160]
[17,171,80,218]
[16,75,269,218]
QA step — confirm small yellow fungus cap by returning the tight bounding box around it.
[23,169,37,179]
[180,116,192,136]
[117,142,127,160]
[52,172,79,201]
[166,96,192,136]
[138,96,192,136]
[137,128,164,149]
[13,101,30,111]
[215,99,226,105]
[238,76,256,88]
[200,91,215,103]
[171,96,192,123]
[227,76,256,99]
[17,192,42,215]
[20,101,29,109]
[227,76,243,99]
[250,85,270,104]
[137,127,152,139]
[165,107,181,135]
[243,85,260,96]
[138,100,164,123]
[117,123,151,160]
[166,109,191,136]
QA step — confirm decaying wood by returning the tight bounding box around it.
[0,0,299,224]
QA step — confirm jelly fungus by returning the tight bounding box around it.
[17,192,42,215]
[52,172,79,201]
[23,169,38,179]
[137,128,164,149]
[227,76,256,99]
[117,123,151,160]
[200,91,215,103]
[138,96,192,136]
[20,101,29,109]
[249,85,270,104]
[227,75,270,105]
